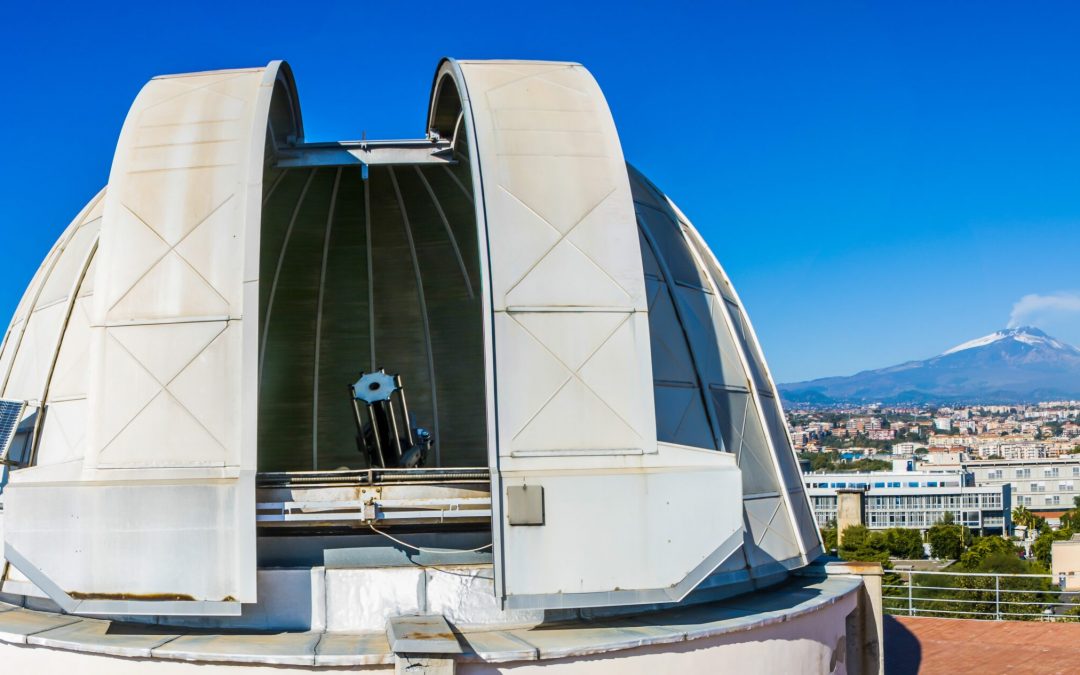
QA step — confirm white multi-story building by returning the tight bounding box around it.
[928,434,969,450]
[892,442,926,456]
[953,420,977,434]
[804,461,1010,534]
[960,457,1080,512]
[998,443,1053,460]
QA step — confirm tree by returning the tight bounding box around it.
[820,525,838,553]
[921,537,1053,618]
[840,524,870,551]
[1054,497,1080,530]
[958,536,1020,570]
[883,528,924,559]
[839,525,890,564]
[927,517,971,560]
[1062,511,1078,531]
[1033,528,1073,568]
[1013,505,1037,530]
[798,451,892,473]
[847,458,893,472]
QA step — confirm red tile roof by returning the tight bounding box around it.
[887,615,1080,674]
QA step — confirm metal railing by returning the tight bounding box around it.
[883,570,1080,621]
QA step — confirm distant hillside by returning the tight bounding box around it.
[779,326,1080,405]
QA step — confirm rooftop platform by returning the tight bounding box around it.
[0,573,862,669]
[886,615,1080,674]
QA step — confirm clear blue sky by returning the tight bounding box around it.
[3,1,1079,382]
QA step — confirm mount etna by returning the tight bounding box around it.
[779,326,1080,405]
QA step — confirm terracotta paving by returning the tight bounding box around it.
[886,615,1080,674]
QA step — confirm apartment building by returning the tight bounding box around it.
[960,457,1080,512]
[804,461,1010,534]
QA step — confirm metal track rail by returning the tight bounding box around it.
[257,467,490,489]
[256,467,492,528]
[256,497,491,525]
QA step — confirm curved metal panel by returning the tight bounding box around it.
[628,166,822,569]
[0,192,104,402]
[3,63,291,613]
[438,59,743,609]
[0,193,105,475]
[674,199,824,565]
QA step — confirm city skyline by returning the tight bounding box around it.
[3,1,1079,382]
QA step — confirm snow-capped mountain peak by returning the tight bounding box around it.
[941,326,1074,356]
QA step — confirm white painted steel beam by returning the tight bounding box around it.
[274,140,455,168]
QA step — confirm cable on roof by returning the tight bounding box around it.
[367,523,494,554]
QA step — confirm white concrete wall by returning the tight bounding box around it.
[460,587,857,675]
[0,577,858,674]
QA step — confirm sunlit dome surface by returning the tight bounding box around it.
[0,59,821,621]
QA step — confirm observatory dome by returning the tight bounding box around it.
[0,59,821,622]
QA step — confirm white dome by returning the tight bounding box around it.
[0,60,821,619]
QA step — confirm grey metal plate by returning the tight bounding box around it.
[386,614,462,654]
[459,630,538,662]
[27,618,180,658]
[509,623,663,660]
[506,485,544,526]
[151,631,322,666]
[315,631,393,666]
[0,607,80,644]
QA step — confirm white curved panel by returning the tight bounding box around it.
[86,67,266,471]
[0,195,103,477]
[630,164,822,571]
[4,64,287,613]
[47,296,95,401]
[36,220,99,309]
[3,302,67,401]
[0,324,21,392]
[458,60,653,459]
[677,208,824,565]
[0,195,103,403]
[446,60,742,609]
[34,399,87,466]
